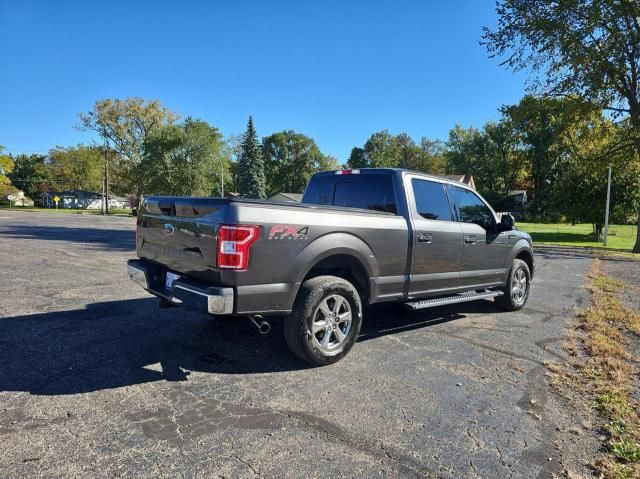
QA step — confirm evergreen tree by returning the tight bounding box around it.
[236,116,266,199]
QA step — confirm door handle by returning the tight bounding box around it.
[464,235,476,244]
[417,232,432,244]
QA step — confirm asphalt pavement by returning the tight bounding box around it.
[0,210,595,478]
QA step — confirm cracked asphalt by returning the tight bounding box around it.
[0,210,594,478]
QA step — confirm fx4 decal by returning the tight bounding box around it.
[268,224,310,240]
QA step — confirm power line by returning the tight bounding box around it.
[9,178,66,183]
[3,149,50,154]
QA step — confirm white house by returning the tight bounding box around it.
[8,190,34,207]
[40,190,130,209]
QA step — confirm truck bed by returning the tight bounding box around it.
[136,194,410,313]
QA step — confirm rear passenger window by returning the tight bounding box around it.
[411,179,453,221]
[302,174,397,214]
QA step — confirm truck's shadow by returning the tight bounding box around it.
[0,298,496,396]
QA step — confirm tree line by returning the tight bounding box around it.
[1,94,639,234]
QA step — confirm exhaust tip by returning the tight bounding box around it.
[249,316,271,335]
[258,322,270,334]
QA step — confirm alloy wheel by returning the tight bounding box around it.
[310,294,352,354]
[511,268,528,305]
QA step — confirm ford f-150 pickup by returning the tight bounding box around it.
[128,168,534,365]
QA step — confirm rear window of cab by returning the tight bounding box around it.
[302,174,397,214]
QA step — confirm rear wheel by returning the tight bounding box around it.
[496,258,531,311]
[284,275,362,366]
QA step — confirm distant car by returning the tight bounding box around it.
[128,169,534,365]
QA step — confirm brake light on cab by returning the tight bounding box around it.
[335,169,360,175]
[217,225,260,270]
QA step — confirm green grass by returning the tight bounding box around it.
[0,206,133,217]
[592,275,626,293]
[611,441,640,463]
[517,222,637,251]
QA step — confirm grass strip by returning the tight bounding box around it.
[569,259,640,478]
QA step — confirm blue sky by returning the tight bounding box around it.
[0,1,528,162]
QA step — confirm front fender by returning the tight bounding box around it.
[510,239,535,278]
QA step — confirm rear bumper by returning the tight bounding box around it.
[127,259,234,315]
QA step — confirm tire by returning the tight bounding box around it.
[284,275,362,366]
[495,258,531,311]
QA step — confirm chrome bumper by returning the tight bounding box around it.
[127,261,234,315]
[128,262,149,290]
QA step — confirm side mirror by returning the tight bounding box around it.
[500,214,514,231]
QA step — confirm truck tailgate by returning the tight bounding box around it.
[137,197,226,280]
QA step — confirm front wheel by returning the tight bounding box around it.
[496,258,531,311]
[284,275,362,366]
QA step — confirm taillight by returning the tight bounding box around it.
[217,225,260,270]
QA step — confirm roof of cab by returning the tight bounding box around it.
[313,168,473,188]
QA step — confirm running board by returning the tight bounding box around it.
[404,290,504,311]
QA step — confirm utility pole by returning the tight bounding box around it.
[101,162,106,216]
[603,164,612,247]
[220,160,224,198]
[211,155,224,198]
[104,143,110,215]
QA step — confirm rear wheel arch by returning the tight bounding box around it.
[301,253,371,304]
[292,233,378,304]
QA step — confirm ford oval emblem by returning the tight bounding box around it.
[162,224,175,235]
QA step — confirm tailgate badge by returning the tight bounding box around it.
[162,224,175,235]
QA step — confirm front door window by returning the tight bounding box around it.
[449,186,496,232]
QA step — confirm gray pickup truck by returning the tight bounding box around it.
[128,168,534,365]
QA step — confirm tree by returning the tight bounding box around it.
[48,145,103,192]
[446,118,530,207]
[347,147,367,168]
[446,125,502,192]
[262,130,333,195]
[0,146,17,198]
[77,97,178,200]
[142,118,228,196]
[8,153,52,200]
[558,118,640,240]
[483,0,640,250]
[236,117,266,199]
[483,120,526,195]
[347,131,446,175]
[414,138,447,175]
[347,131,399,168]
[501,96,582,212]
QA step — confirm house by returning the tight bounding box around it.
[435,174,476,190]
[41,190,101,209]
[9,190,34,207]
[109,196,131,209]
[91,195,131,209]
[508,190,528,206]
[268,192,303,203]
[40,190,130,209]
